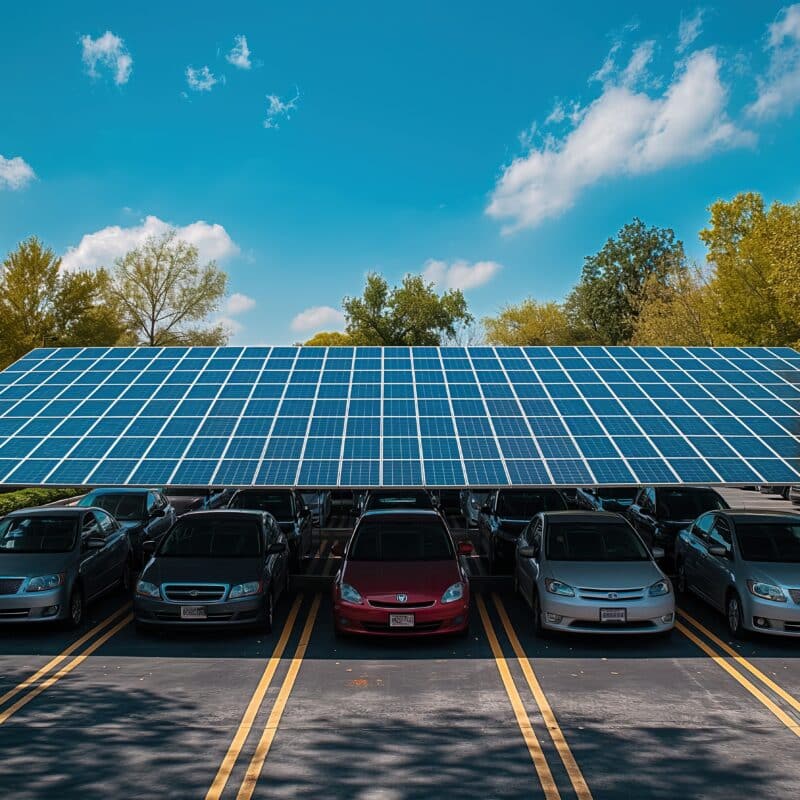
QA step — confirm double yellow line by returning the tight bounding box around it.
[0,603,133,726]
[677,608,800,738]
[477,593,592,800]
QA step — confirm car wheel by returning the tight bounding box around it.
[65,586,84,630]
[263,590,274,634]
[726,592,746,639]
[676,561,688,597]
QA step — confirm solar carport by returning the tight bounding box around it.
[0,344,798,488]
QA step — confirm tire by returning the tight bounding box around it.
[726,591,747,639]
[263,590,274,634]
[64,585,84,630]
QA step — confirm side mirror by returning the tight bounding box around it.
[518,545,538,559]
[651,546,665,560]
[707,545,727,558]
[268,541,288,554]
[457,541,474,556]
[152,508,165,518]
[86,536,105,549]
[142,540,157,555]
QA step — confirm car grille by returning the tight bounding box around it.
[783,620,800,632]
[569,620,656,630]
[154,610,236,622]
[361,621,442,633]
[577,587,645,602]
[0,608,30,618]
[368,600,435,609]
[162,584,227,602]
[0,578,23,595]
[788,589,800,605]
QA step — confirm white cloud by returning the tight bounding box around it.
[186,66,219,92]
[226,293,256,314]
[422,259,502,291]
[264,90,299,129]
[0,155,36,190]
[80,31,132,85]
[291,306,345,332]
[226,35,252,69]
[487,48,753,232]
[61,215,239,272]
[216,316,243,335]
[677,9,706,54]
[747,4,800,119]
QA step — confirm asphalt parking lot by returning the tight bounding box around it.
[1,491,799,799]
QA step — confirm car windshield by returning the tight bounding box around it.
[0,516,78,553]
[349,517,453,561]
[737,522,800,563]
[81,493,146,521]
[229,491,293,518]
[497,491,566,517]
[546,522,650,561]
[158,518,262,558]
[365,491,433,511]
[658,489,725,519]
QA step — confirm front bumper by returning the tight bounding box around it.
[134,595,267,628]
[539,592,675,635]
[333,596,469,637]
[743,595,800,637]
[0,586,69,623]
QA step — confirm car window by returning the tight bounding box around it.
[82,514,100,538]
[692,512,716,541]
[645,488,656,510]
[546,522,649,561]
[229,491,294,518]
[657,488,726,519]
[158,518,263,558]
[349,517,454,561]
[736,521,800,563]
[0,516,78,553]
[709,518,732,550]
[94,510,117,535]
[496,490,567,517]
[532,520,543,552]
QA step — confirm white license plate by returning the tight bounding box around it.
[180,605,207,620]
[389,613,415,628]
[600,608,627,623]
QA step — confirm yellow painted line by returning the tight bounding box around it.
[678,609,800,716]
[205,594,304,800]
[0,602,132,710]
[476,595,560,800]
[0,611,133,725]
[675,620,800,738]
[236,593,322,800]
[493,594,593,800]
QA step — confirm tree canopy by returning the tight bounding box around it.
[483,299,587,346]
[304,331,353,346]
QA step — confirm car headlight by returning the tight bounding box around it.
[441,582,465,604]
[648,579,671,597]
[135,580,161,599]
[25,574,64,593]
[340,583,363,604]
[230,581,262,599]
[544,578,575,597]
[747,580,787,602]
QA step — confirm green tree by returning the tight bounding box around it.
[483,299,588,346]
[105,231,229,346]
[0,237,122,367]
[304,331,353,346]
[342,272,472,346]
[566,219,688,344]
[699,192,800,346]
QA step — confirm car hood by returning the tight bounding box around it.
[743,562,800,587]
[0,551,75,576]
[142,557,261,585]
[342,560,461,600]
[546,560,663,590]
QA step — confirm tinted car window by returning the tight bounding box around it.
[496,490,566,517]
[158,518,262,558]
[83,493,146,521]
[95,510,117,535]
[0,516,78,553]
[349,517,453,561]
[657,489,725,519]
[736,522,800,563]
[229,491,294,518]
[365,491,433,511]
[546,522,649,561]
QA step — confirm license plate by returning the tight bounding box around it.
[389,613,415,628]
[180,605,207,620]
[600,608,627,624]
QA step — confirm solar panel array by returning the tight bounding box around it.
[0,345,798,488]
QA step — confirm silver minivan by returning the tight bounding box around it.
[515,511,674,636]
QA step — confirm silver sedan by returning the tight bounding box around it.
[515,511,674,636]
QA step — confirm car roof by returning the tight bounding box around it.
[85,487,155,495]
[539,510,628,524]
[718,509,800,523]
[5,506,88,517]
[180,509,268,519]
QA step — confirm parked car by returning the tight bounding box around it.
[626,486,728,566]
[0,507,131,628]
[758,485,791,499]
[134,510,289,632]
[333,509,472,637]
[227,489,312,571]
[514,511,674,636]
[77,488,175,566]
[163,487,233,515]
[574,487,638,513]
[477,489,569,573]
[789,486,800,505]
[357,490,436,517]
[460,489,491,528]
[431,490,461,515]
[331,490,356,512]
[675,510,800,638]
[300,491,332,526]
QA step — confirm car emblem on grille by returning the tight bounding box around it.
[396,593,408,603]
[189,590,199,598]
[608,592,618,599]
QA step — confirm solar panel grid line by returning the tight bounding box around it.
[335,348,356,485]
[410,349,426,486]
[462,346,513,485]
[656,346,798,481]
[122,347,198,484]
[293,347,329,485]
[0,348,65,419]
[435,347,469,485]
[209,346,273,484]
[732,347,800,419]
[605,347,724,484]
[379,347,385,486]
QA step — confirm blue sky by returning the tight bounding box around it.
[2,1,800,344]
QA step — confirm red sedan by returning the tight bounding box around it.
[333,509,472,637]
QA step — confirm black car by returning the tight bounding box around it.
[134,510,289,632]
[163,487,233,515]
[77,488,176,566]
[477,489,569,573]
[574,487,638,513]
[626,486,729,565]
[227,489,313,571]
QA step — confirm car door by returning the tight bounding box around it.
[682,512,716,593]
[517,519,542,604]
[293,492,312,558]
[78,513,105,599]
[94,509,127,591]
[631,488,657,546]
[155,492,175,536]
[704,517,734,611]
